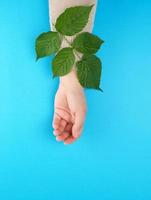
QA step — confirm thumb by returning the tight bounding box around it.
[72,109,86,138]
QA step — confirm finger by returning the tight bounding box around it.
[53,129,61,136]
[56,132,71,141]
[54,122,72,137]
[55,107,72,123]
[64,136,77,145]
[52,113,61,130]
[58,119,67,132]
[65,123,72,132]
[53,119,67,136]
[72,109,86,138]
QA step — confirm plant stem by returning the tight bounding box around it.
[52,23,56,30]
[63,36,72,47]
[73,50,81,60]
[62,35,81,60]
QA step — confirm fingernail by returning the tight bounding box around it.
[56,137,61,142]
[53,130,57,136]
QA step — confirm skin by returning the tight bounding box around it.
[49,0,97,144]
[52,69,87,144]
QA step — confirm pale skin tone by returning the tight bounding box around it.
[49,0,97,144]
[53,70,87,144]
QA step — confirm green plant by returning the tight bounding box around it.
[35,5,104,90]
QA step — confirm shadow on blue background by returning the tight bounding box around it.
[0,0,151,199]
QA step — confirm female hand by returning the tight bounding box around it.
[52,70,87,145]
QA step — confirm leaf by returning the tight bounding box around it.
[72,32,104,54]
[55,5,93,36]
[76,55,102,90]
[52,48,75,76]
[35,31,61,60]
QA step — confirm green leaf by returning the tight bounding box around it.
[35,31,61,60]
[52,48,75,76]
[55,5,93,36]
[76,55,102,90]
[72,32,104,54]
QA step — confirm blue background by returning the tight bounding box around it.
[0,0,151,199]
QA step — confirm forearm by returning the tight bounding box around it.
[49,0,97,32]
[49,0,98,142]
[49,0,98,89]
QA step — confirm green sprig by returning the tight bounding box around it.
[35,5,104,90]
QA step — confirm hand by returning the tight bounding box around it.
[52,70,87,145]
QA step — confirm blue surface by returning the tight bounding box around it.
[0,0,151,199]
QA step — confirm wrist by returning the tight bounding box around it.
[59,67,83,91]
